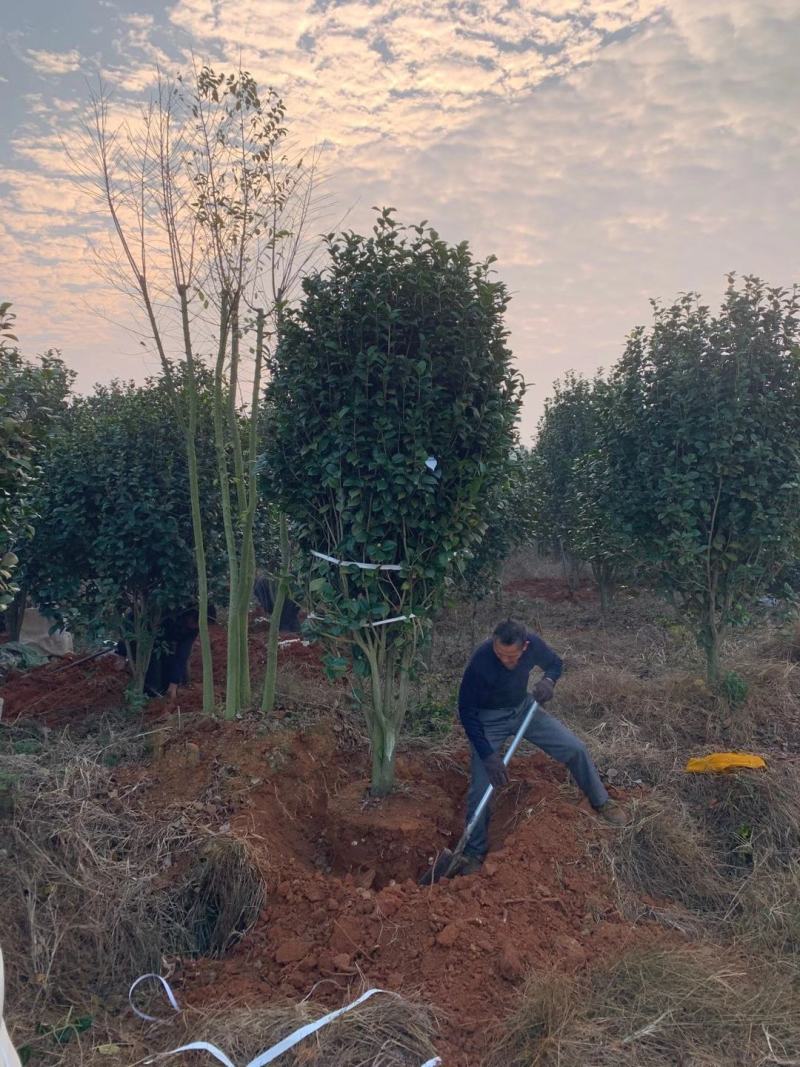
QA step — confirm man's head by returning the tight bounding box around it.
[491,618,529,669]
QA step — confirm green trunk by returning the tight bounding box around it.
[126,601,159,698]
[211,294,241,720]
[363,636,415,797]
[224,598,241,719]
[185,423,216,713]
[370,719,396,797]
[261,512,290,714]
[177,290,215,714]
[237,525,257,707]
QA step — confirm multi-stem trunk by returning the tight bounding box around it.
[592,561,614,614]
[125,598,159,698]
[363,633,415,797]
[261,512,290,714]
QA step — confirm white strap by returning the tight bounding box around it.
[130,977,441,1066]
[146,1043,235,1067]
[311,550,402,572]
[247,987,381,1066]
[129,973,181,1022]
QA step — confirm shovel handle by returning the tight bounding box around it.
[455,698,540,857]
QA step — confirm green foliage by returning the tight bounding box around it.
[26,373,222,693]
[532,372,633,606]
[454,447,538,601]
[266,209,523,792]
[608,275,800,681]
[721,670,749,709]
[0,303,75,610]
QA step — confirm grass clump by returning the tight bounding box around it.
[0,731,265,1055]
[609,796,731,914]
[683,763,800,871]
[485,946,800,1067]
[181,836,266,957]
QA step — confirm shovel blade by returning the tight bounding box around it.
[418,849,464,886]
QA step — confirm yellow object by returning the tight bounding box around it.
[685,752,767,774]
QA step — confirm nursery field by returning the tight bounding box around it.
[4,552,800,1066]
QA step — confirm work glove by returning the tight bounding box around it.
[532,677,555,704]
[482,751,509,789]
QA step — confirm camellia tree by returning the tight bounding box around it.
[531,372,600,586]
[454,447,538,602]
[0,304,33,610]
[28,374,223,695]
[0,305,76,636]
[266,210,523,795]
[531,372,632,609]
[607,276,800,683]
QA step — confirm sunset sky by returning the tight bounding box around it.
[1,0,798,439]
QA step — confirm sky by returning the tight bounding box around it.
[1,0,799,440]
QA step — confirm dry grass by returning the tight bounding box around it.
[732,862,800,956]
[608,796,732,914]
[180,836,266,957]
[484,945,800,1067]
[683,762,800,868]
[0,730,265,1060]
[142,993,441,1067]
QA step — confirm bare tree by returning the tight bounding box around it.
[81,64,321,716]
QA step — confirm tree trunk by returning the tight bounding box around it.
[700,607,722,687]
[178,292,215,714]
[363,634,415,797]
[593,562,613,614]
[262,513,290,714]
[7,586,26,643]
[185,423,215,713]
[126,599,159,698]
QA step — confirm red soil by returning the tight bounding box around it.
[4,623,655,1064]
[119,718,647,1066]
[504,576,598,603]
[0,623,324,725]
[0,655,128,726]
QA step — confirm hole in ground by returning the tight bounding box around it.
[314,762,544,889]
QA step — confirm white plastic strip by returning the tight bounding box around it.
[146,1042,236,1067]
[247,987,384,1066]
[311,550,402,572]
[129,973,181,1022]
[306,613,416,628]
[131,977,441,1066]
[277,639,309,648]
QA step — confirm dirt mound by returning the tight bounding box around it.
[1,623,326,724]
[1,655,127,726]
[119,719,645,1066]
[504,577,597,604]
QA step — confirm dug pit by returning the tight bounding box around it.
[321,777,459,887]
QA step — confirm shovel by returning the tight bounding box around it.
[420,697,540,885]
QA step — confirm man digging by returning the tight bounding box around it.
[457,618,626,875]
